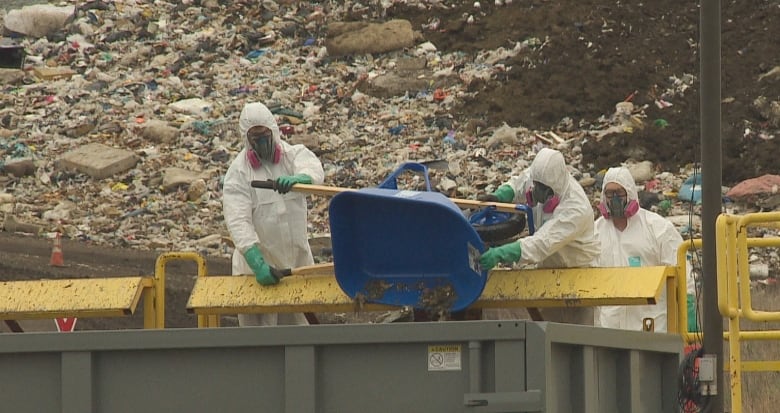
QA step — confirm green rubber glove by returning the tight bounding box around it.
[275,174,312,194]
[492,184,515,203]
[480,241,522,271]
[243,244,277,285]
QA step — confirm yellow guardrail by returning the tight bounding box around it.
[676,239,702,345]
[154,251,210,328]
[715,212,780,413]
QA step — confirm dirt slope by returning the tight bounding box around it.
[388,0,780,183]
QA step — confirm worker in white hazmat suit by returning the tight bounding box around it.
[593,166,683,332]
[222,102,325,326]
[479,148,600,323]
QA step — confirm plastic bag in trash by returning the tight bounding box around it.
[3,5,75,39]
[678,173,702,204]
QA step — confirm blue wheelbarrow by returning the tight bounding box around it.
[328,162,533,313]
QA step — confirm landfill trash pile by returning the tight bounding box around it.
[0,0,779,281]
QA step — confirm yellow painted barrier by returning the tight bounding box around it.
[0,277,157,328]
[187,265,671,321]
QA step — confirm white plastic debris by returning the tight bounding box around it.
[3,5,75,38]
[169,98,214,118]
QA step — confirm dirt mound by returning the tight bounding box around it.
[388,0,780,184]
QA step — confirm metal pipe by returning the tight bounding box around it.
[155,251,208,328]
[700,0,724,410]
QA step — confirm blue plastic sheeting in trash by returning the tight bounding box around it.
[329,188,488,312]
[679,173,702,204]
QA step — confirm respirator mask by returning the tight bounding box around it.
[247,127,276,162]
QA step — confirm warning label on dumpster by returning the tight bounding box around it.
[428,344,461,371]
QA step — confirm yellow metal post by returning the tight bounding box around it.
[716,215,739,319]
[142,278,156,329]
[728,314,742,410]
[155,252,208,329]
[718,214,742,412]
[677,240,704,344]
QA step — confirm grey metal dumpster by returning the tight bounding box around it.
[0,321,681,413]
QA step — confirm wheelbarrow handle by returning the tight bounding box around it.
[377,162,432,191]
[514,204,535,235]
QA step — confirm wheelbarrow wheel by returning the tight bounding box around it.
[471,213,526,243]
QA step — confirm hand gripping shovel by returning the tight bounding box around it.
[268,263,334,280]
[267,263,334,325]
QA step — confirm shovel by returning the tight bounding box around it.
[269,263,334,280]
[251,180,530,215]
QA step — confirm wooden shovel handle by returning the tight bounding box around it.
[251,181,524,213]
[271,263,335,280]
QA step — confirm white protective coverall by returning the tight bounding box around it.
[222,102,325,326]
[503,148,600,268]
[483,148,600,323]
[594,167,683,332]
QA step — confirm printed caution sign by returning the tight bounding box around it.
[428,344,462,371]
[55,318,77,332]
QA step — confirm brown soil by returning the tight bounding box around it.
[388,0,780,184]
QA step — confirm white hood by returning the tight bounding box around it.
[238,102,281,151]
[600,166,639,205]
[530,147,569,195]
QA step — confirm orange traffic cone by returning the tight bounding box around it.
[50,233,64,267]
